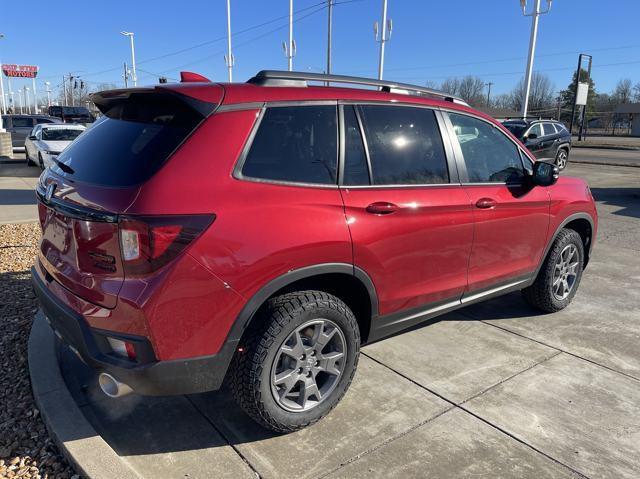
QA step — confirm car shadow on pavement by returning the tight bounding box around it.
[590,187,640,219]
[59,290,544,458]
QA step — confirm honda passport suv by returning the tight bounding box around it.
[32,70,597,432]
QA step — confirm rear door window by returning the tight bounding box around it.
[449,112,525,183]
[357,105,448,185]
[527,124,542,138]
[241,106,338,185]
[51,92,205,187]
[542,123,556,136]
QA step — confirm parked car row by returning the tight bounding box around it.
[2,106,94,150]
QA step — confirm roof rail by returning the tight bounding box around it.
[247,70,469,106]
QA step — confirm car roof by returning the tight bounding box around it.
[40,123,85,130]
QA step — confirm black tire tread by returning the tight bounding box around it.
[230,290,360,433]
[522,228,583,313]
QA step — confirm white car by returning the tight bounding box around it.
[25,123,86,169]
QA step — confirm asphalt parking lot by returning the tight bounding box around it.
[19,154,637,478]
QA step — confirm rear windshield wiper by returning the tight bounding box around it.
[52,157,75,175]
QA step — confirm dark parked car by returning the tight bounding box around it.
[32,71,597,433]
[503,119,571,170]
[47,106,95,124]
[1,114,62,149]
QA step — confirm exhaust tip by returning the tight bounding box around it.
[98,372,133,398]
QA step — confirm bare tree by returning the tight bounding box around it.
[493,93,517,110]
[512,72,555,114]
[633,82,640,103]
[613,79,633,104]
[440,76,486,106]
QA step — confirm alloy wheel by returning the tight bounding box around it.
[270,318,346,412]
[556,150,567,169]
[552,244,579,300]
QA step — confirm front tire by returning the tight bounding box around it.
[230,291,360,433]
[522,228,584,313]
[555,148,568,170]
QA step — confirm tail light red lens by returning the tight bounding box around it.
[118,215,214,276]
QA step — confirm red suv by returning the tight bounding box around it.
[32,71,597,432]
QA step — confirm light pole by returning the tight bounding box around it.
[374,0,392,80]
[282,0,296,71]
[45,81,52,107]
[326,0,333,78]
[120,31,137,86]
[32,76,38,114]
[25,86,31,114]
[18,88,23,114]
[519,0,552,118]
[0,33,7,117]
[224,0,235,82]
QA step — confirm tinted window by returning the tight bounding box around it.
[12,117,33,128]
[36,118,57,124]
[343,106,370,185]
[527,124,542,138]
[503,122,527,138]
[52,92,203,187]
[42,128,84,141]
[358,106,448,185]
[555,123,567,133]
[242,106,337,185]
[542,123,556,136]
[449,113,524,183]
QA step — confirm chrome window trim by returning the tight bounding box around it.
[232,103,341,189]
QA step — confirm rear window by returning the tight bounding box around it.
[51,93,204,187]
[42,128,83,141]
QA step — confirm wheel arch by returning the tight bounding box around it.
[536,213,595,277]
[229,263,378,346]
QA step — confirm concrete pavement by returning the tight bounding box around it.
[27,161,640,479]
[0,154,40,225]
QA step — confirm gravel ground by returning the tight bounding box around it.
[0,223,76,479]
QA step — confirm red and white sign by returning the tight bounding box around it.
[1,64,39,78]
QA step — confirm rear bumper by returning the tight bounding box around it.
[31,267,237,396]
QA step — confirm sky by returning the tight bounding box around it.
[1,0,639,103]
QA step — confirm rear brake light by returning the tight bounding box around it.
[118,215,214,275]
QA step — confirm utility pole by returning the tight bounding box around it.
[224,0,234,82]
[485,82,493,106]
[120,31,137,86]
[519,0,552,118]
[374,0,392,80]
[326,0,334,78]
[283,0,296,71]
[123,62,129,87]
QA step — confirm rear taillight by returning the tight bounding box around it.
[118,215,214,275]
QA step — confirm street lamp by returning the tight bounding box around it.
[120,31,137,87]
[373,0,392,80]
[25,86,31,114]
[519,0,552,118]
[45,81,52,107]
[0,33,6,118]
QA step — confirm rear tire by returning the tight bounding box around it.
[522,228,584,313]
[230,290,360,433]
[555,148,568,170]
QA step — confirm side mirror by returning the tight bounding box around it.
[526,133,538,140]
[532,161,559,187]
[28,135,37,140]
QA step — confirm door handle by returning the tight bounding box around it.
[475,198,496,209]
[366,202,399,215]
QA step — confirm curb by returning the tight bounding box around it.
[568,159,640,169]
[571,144,640,151]
[28,312,142,479]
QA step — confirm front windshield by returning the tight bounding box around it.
[42,128,84,141]
[502,123,527,138]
